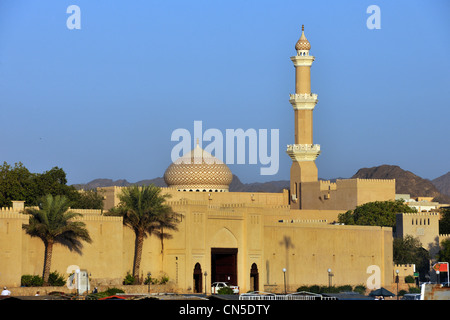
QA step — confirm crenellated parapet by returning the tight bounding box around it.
[278,219,328,224]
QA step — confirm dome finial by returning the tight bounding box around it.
[295,24,311,51]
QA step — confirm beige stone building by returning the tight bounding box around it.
[0,26,417,293]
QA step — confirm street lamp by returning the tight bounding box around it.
[87,273,91,296]
[395,269,400,300]
[204,271,208,295]
[327,269,334,288]
[282,268,287,294]
[75,269,80,296]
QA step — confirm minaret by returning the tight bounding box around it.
[287,25,320,209]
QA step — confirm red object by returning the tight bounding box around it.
[99,295,126,300]
[433,263,449,272]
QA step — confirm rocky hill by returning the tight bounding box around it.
[352,165,450,203]
[74,175,291,193]
[229,175,289,193]
[432,172,450,197]
[73,177,167,190]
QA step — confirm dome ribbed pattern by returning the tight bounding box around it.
[164,144,233,192]
[295,25,311,51]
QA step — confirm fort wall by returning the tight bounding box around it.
[299,178,396,211]
[0,198,395,293]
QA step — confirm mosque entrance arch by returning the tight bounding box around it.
[211,248,238,286]
[250,263,259,291]
[193,263,203,293]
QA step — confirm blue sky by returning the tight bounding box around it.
[0,0,449,185]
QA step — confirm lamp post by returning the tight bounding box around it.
[282,268,287,294]
[204,271,208,295]
[395,269,399,300]
[75,269,80,296]
[327,269,334,288]
[147,272,152,294]
[87,272,91,296]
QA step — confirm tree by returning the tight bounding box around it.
[70,189,104,210]
[439,208,450,235]
[438,239,450,263]
[106,185,180,283]
[22,194,92,284]
[0,162,101,209]
[0,162,35,207]
[337,200,416,228]
[393,235,430,281]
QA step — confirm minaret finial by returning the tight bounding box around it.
[196,138,199,146]
[295,25,311,51]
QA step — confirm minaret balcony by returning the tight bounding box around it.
[286,144,321,162]
[289,93,318,110]
[290,55,315,67]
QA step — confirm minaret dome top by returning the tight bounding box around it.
[295,25,311,51]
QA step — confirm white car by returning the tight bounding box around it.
[211,282,239,294]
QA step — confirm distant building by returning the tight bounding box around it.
[396,194,440,212]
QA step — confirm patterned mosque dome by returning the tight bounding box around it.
[164,142,233,192]
[295,25,311,51]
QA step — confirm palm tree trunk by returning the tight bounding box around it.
[133,230,144,284]
[43,240,53,285]
[160,228,165,270]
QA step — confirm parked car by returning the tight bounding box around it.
[401,293,421,300]
[211,282,239,294]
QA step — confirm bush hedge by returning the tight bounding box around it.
[21,272,66,287]
[296,284,367,294]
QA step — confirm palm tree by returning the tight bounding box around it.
[106,185,180,283]
[22,194,92,285]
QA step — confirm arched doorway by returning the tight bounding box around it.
[193,263,203,293]
[211,248,238,286]
[250,263,259,291]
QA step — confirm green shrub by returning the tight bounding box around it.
[408,286,421,293]
[159,274,169,284]
[337,285,353,292]
[398,289,407,296]
[144,275,158,285]
[218,286,235,295]
[405,275,415,283]
[48,271,66,286]
[123,272,135,285]
[320,286,339,293]
[104,287,125,296]
[87,287,126,300]
[21,275,44,287]
[308,285,320,293]
[296,284,367,295]
[353,284,367,294]
[296,286,310,292]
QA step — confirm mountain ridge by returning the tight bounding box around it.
[432,171,450,197]
[73,165,450,203]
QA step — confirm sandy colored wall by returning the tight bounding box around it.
[0,212,29,287]
[263,222,393,291]
[0,190,396,293]
[299,178,395,211]
[99,186,289,211]
[396,212,440,255]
